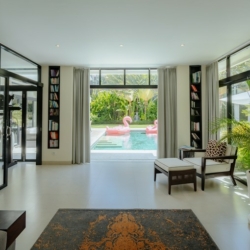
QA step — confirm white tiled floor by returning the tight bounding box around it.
[0,161,250,250]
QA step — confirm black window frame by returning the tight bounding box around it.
[90,68,158,89]
[218,44,250,186]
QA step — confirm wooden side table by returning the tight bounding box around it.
[0,210,26,249]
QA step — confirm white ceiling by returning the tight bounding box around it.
[1,0,250,68]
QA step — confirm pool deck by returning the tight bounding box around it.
[90,128,157,161]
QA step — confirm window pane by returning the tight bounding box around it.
[231,81,250,120]
[90,88,158,123]
[90,70,99,85]
[231,81,250,182]
[150,69,158,85]
[219,86,227,119]
[1,47,38,81]
[230,46,250,76]
[101,70,124,85]
[126,70,149,85]
[218,59,227,80]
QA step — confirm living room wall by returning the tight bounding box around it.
[41,65,205,164]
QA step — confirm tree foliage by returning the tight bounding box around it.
[211,117,250,170]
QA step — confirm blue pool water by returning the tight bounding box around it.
[91,131,157,150]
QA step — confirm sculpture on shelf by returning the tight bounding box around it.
[106,116,132,135]
[146,120,158,134]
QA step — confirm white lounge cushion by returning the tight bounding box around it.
[183,157,231,174]
[155,158,194,172]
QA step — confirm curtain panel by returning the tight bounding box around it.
[205,62,219,146]
[72,68,90,164]
[157,68,177,158]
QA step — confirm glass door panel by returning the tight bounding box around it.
[231,81,250,183]
[26,91,37,160]
[10,91,22,160]
[0,77,7,189]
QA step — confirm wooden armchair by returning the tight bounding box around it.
[180,144,238,190]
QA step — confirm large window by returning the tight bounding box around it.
[90,69,157,86]
[230,46,250,77]
[0,46,39,81]
[218,45,250,185]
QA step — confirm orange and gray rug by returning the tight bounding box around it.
[31,209,219,250]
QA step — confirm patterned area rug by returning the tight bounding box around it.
[31,209,219,250]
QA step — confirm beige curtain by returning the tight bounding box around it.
[72,68,90,164]
[204,62,219,146]
[157,68,177,158]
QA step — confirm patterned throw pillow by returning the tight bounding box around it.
[205,140,227,162]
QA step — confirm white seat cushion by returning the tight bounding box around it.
[155,158,194,172]
[183,157,231,174]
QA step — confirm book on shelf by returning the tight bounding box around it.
[191,101,196,108]
[191,109,200,116]
[49,108,59,116]
[191,92,199,100]
[50,131,59,140]
[49,120,59,131]
[49,140,59,147]
[50,93,59,100]
[191,133,200,140]
[192,71,201,83]
[191,84,198,92]
[191,122,200,131]
[50,78,59,84]
[50,69,59,77]
[192,140,198,148]
[49,100,59,108]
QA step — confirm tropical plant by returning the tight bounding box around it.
[211,117,250,170]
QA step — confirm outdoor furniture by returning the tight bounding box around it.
[180,142,238,190]
[154,158,196,195]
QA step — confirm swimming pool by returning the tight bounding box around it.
[91,130,157,150]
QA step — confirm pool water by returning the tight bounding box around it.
[91,131,157,150]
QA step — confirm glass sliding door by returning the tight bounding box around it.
[0,76,8,189]
[26,91,37,160]
[231,81,250,183]
[9,91,22,160]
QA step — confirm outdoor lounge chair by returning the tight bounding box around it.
[180,141,238,190]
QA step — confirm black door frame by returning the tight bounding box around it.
[0,69,43,165]
[9,88,38,162]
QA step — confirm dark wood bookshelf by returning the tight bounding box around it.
[190,65,202,148]
[48,66,60,148]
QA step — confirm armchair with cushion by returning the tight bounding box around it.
[180,140,238,190]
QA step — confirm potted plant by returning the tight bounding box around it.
[211,117,250,175]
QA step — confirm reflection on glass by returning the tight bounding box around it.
[0,77,5,187]
[231,81,250,182]
[10,91,22,160]
[230,46,250,76]
[126,70,149,85]
[218,58,227,80]
[1,47,38,81]
[26,91,37,160]
[90,70,99,85]
[101,70,124,85]
[150,69,158,85]
[219,86,227,119]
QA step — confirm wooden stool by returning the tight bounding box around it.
[154,158,196,195]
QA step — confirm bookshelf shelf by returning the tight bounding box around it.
[48,66,60,148]
[190,66,202,148]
